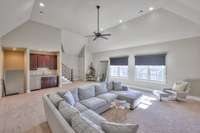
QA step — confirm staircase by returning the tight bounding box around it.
[62,64,73,84]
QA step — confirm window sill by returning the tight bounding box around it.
[110,76,128,80]
[135,79,166,85]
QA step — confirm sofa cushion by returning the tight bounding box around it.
[74,102,88,112]
[58,102,80,123]
[63,91,75,106]
[113,81,123,91]
[81,109,106,127]
[106,81,113,91]
[95,83,108,96]
[102,121,139,133]
[81,97,107,110]
[79,85,95,100]
[97,93,118,103]
[48,93,64,107]
[71,114,105,133]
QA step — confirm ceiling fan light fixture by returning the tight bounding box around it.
[149,7,154,11]
[39,2,45,7]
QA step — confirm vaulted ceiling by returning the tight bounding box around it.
[1,0,200,53]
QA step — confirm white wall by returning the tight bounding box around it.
[1,21,87,81]
[61,30,87,80]
[93,37,200,97]
[2,21,61,51]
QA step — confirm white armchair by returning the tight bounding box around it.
[163,81,191,101]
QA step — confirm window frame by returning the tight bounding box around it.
[110,65,128,78]
[135,65,167,84]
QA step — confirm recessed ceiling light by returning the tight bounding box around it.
[149,7,154,11]
[119,19,123,23]
[39,2,45,7]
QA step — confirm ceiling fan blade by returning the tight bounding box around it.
[93,36,98,41]
[101,33,111,36]
[100,36,108,40]
[85,35,96,37]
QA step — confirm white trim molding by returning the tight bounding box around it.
[187,96,200,102]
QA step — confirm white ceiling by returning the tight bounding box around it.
[31,0,162,36]
[0,0,200,53]
[88,8,200,53]
[0,0,35,37]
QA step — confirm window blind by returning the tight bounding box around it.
[110,56,128,66]
[135,54,166,66]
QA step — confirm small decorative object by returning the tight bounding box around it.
[110,99,130,122]
[86,62,96,81]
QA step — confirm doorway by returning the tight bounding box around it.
[99,61,108,82]
[3,48,26,96]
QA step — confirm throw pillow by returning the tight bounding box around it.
[101,122,139,133]
[58,102,80,123]
[122,86,128,91]
[113,81,123,91]
[71,113,105,133]
[172,82,188,92]
[48,93,64,107]
[95,83,108,96]
[63,91,76,106]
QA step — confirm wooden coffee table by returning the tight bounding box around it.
[110,100,130,122]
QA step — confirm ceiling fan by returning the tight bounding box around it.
[86,5,111,41]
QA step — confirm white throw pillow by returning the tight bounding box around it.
[172,82,188,92]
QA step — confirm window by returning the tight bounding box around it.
[135,65,166,82]
[110,56,128,78]
[135,54,166,83]
[110,65,128,77]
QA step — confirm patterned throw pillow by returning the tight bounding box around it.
[113,81,123,91]
[71,114,105,133]
[102,122,139,133]
[172,82,188,92]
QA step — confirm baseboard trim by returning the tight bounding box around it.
[188,96,200,101]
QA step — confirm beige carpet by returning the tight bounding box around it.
[0,81,200,133]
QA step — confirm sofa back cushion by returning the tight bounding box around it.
[63,91,76,106]
[71,113,105,133]
[78,85,95,100]
[58,101,80,124]
[48,93,64,108]
[95,83,108,96]
[113,81,123,91]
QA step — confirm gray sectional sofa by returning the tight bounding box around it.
[43,81,142,133]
